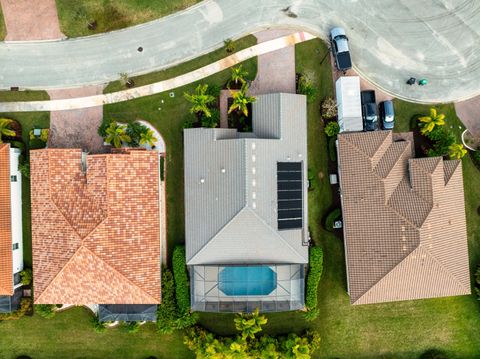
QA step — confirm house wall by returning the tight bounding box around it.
[9,148,23,276]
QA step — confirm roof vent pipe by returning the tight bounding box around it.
[81,152,88,174]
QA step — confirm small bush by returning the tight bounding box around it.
[324,121,340,137]
[328,137,337,162]
[206,84,222,98]
[29,138,47,150]
[419,349,450,359]
[91,315,106,333]
[305,247,324,310]
[201,109,220,128]
[29,129,49,142]
[471,151,480,171]
[183,113,197,129]
[160,156,165,181]
[35,304,56,319]
[0,298,32,320]
[325,208,342,232]
[20,268,32,285]
[97,118,113,137]
[224,38,235,53]
[297,75,317,103]
[19,162,30,179]
[172,246,190,314]
[123,321,140,334]
[126,120,149,147]
[321,97,337,120]
[303,307,319,321]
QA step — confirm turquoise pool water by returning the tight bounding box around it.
[218,266,277,296]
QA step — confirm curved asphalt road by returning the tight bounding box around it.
[1,0,480,103]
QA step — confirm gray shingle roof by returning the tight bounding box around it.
[338,131,471,305]
[184,93,309,265]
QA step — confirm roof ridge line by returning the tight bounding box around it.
[374,140,410,179]
[419,245,470,292]
[82,246,159,303]
[246,207,307,263]
[187,206,247,264]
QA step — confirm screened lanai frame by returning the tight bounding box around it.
[98,304,157,322]
[190,264,305,313]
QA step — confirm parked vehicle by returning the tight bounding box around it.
[330,27,352,72]
[380,100,395,130]
[361,90,378,131]
[335,76,362,132]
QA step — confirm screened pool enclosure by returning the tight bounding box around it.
[191,264,305,312]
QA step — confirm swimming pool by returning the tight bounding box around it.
[218,266,277,296]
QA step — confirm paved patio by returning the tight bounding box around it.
[47,85,105,153]
[0,0,64,41]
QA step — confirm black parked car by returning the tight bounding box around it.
[380,100,395,130]
[361,90,378,131]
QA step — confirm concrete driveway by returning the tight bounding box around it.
[1,0,480,103]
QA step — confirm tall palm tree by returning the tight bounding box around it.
[418,108,445,135]
[229,65,248,86]
[105,122,131,148]
[228,84,256,117]
[0,118,16,143]
[448,143,467,159]
[184,84,216,118]
[139,129,157,147]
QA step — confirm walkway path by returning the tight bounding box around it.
[1,0,480,103]
[0,0,64,41]
[0,32,315,112]
[455,96,480,138]
[47,85,105,152]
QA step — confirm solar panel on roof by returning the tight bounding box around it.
[277,162,303,230]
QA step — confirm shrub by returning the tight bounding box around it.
[206,84,222,98]
[98,118,113,137]
[201,109,220,128]
[20,268,32,285]
[0,298,32,320]
[324,121,340,137]
[427,130,455,157]
[325,208,342,232]
[328,137,337,162]
[305,247,324,310]
[172,246,191,314]
[157,268,178,334]
[91,315,106,333]
[35,304,56,319]
[419,349,450,359]
[19,162,30,179]
[29,138,47,150]
[297,75,317,103]
[475,265,480,300]
[123,321,140,334]
[471,151,480,171]
[126,121,149,147]
[303,307,319,321]
[160,156,165,181]
[29,129,49,142]
[321,97,337,120]
[183,113,197,129]
[7,140,25,151]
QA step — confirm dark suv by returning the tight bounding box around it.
[330,27,352,72]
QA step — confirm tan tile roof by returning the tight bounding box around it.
[30,149,161,305]
[0,144,13,295]
[338,131,470,305]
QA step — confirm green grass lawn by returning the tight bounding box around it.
[0,307,192,359]
[0,91,50,102]
[104,35,257,93]
[0,5,6,40]
[56,0,201,38]
[0,110,50,267]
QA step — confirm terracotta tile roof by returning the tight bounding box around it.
[0,144,13,295]
[338,131,470,305]
[30,149,161,305]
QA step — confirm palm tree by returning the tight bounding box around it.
[0,118,16,143]
[228,84,256,117]
[448,143,467,159]
[418,108,445,135]
[105,122,131,148]
[139,129,157,147]
[184,84,216,118]
[229,65,248,86]
[234,308,267,340]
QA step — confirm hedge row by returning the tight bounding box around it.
[0,298,32,320]
[305,247,324,310]
[172,246,191,314]
[325,208,342,232]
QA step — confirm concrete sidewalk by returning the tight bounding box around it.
[0,32,315,112]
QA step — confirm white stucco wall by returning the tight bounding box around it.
[9,148,23,275]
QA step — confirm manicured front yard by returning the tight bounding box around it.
[55,0,201,38]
